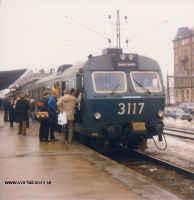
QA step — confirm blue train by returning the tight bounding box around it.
[22,48,165,150]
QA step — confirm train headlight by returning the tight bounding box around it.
[94,112,102,120]
[158,110,164,118]
[128,54,134,61]
[120,54,126,60]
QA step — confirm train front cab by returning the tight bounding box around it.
[77,49,165,148]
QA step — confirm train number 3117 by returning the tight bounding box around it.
[117,102,144,115]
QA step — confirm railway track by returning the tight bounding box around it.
[82,135,194,199]
[164,127,194,140]
[82,133,194,180]
[132,150,194,180]
[109,149,194,199]
[108,149,194,180]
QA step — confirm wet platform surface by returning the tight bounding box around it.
[0,116,182,200]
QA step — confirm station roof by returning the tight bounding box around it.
[0,69,26,90]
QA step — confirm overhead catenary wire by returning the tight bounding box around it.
[64,16,111,43]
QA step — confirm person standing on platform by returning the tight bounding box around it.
[25,95,30,128]
[30,97,36,122]
[36,92,49,142]
[48,88,58,141]
[53,82,61,98]
[15,93,29,135]
[57,89,81,144]
[3,97,10,122]
[9,95,16,128]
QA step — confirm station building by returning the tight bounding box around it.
[173,27,194,103]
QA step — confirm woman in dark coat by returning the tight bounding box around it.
[15,94,29,135]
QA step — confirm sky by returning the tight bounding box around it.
[1,0,194,80]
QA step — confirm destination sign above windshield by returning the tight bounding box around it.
[112,53,138,68]
[117,62,137,67]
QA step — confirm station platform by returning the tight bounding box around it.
[0,116,181,200]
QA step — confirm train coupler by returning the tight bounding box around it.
[158,134,163,142]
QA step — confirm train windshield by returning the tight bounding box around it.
[130,71,162,93]
[92,71,127,93]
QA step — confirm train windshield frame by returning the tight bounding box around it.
[92,71,127,93]
[130,71,162,93]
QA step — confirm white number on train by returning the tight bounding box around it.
[118,102,144,115]
[117,103,125,115]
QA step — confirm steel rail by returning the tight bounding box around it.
[164,131,194,140]
[164,128,194,140]
[132,150,194,180]
[164,127,194,135]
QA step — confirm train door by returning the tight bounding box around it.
[76,72,83,91]
[75,72,84,123]
[61,81,66,96]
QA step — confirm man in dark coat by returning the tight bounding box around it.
[9,95,16,127]
[3,98,10,122]
[15,93,29,135]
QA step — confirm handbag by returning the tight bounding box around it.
[35,111,49,119]
[58,112,67,125]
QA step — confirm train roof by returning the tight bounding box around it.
[83,48,161,71]
[35,73,59,85]
[56,64,72,74]
[33,63,83,88]
[57,63,83,79]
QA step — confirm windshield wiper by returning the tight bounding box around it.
[111,83,121,94]
[133,79,151,94]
